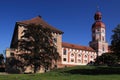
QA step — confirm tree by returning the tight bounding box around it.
[18,24,60,73]
[111,24,120,58]
[6,56,23,73]
[95,53,118,66]
[0,54,4,66]
[0,54,5,72]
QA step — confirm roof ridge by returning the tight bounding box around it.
[17,16,63,34]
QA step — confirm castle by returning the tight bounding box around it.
[6,11,108,73]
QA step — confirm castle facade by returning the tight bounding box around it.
[6,11,108,73]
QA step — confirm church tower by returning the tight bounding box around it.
[89,11,108,56]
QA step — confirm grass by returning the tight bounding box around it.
[0,66,120,80]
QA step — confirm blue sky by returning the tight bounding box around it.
[0,0,120,53]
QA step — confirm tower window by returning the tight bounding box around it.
[102,36,104,41]
[97,28,100,31]
[102,45,105,51]
[102,30,104,33]
[103,47,105,51]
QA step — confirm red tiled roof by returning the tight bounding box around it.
[17,16,63,34]
[92,21,105,29]
[62,42,95,52]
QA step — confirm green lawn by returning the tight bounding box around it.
[0,66,120,80]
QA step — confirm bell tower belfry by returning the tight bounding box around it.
[89,11,108,56]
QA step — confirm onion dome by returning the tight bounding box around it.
[94,11,102,21]
[92,11,105,29]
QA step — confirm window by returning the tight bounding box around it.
[103,46,105,51]
[71,53,74,57]
[10,53,14,56]
[63,58,66,61]
[102,30,104,33]
[98,28,100,31]
[78,59,81,63]
[78,54,81,57]
[91,56,93,58]
[63,49,66,55]
[102,36,104,41]
[85,55,87,58]
[71,59,74,62]
[96,28,100,32]
[53,38,57,43]
[84,60,87,63]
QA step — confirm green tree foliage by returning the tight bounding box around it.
[6,57,23,73]
[18,24,60,73]
[111,24,120,58]
[111,24,120,64]
[0,54,4,65]
[95,53,118,66]
[0,54,5,72]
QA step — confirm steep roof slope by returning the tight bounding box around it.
[17,16,63,34]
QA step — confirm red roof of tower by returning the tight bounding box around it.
[92,21,105,29]
[92,11,105,29]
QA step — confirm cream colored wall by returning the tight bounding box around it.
[52,33,62,68]
[52,33,62,54]
[18,25,25,40]
[98,42,108,56]
[61,47,96,66]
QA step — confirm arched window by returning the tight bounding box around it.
[71,53,74,57]
[78,54,81,57]
[85,55,87,58]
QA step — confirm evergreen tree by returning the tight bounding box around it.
[18,24,60,73]
[111,24,120,58]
